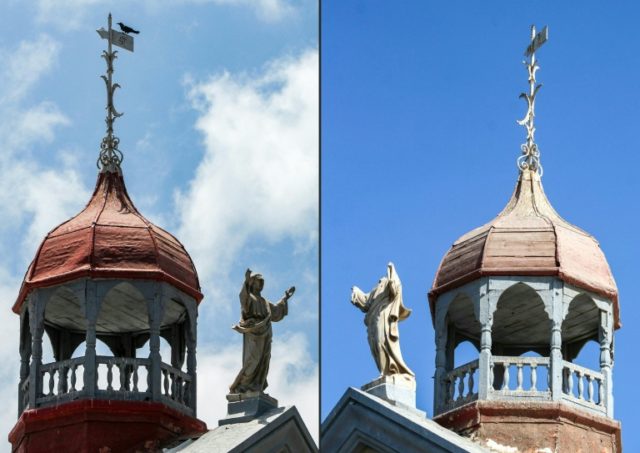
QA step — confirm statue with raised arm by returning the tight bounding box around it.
[351,262,414,378]
[230,268,295,394]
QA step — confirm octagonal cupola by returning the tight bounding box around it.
[428,26,621,453]
[10,15,206,452]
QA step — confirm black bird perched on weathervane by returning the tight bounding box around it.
[117,22,140,34]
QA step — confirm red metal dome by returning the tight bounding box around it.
[14,169,202,313]
[429,169,619,328]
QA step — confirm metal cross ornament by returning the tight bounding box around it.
[517,25,548,175]
[96,13,136,171]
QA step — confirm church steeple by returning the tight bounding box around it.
[9,15,207,452]
[428,26,621,452]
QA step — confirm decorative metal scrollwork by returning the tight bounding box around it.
[97,14,124,170]
[517,25,548,176]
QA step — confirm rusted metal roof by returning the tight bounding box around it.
[14,170,202,313]
[430,169,619,328]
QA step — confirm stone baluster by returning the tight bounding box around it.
[502,363,509,390]
[577,371,584,400]
[587,375,594,403]
[58,365,68,395]
[531,364,538,391]
[516,363,523,391]
[133,365,139,392]
[70,364,77,391]
[468,368,474,397]
[598,378,604,406]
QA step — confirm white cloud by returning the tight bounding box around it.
[177,49,319,295]
[0,35,90,450]
[0,35,60,106]
[196,332,319,443]
[34,0,103,30]
[195,0,296,22]
[34,0,297,28]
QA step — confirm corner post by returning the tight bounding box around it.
[185,299,198,414]
[83,281,99,397]
[478,281,495,400]
[28,292,45,409]
[549,280,564,401]
[599,308,614,417]
[147,284,165,402]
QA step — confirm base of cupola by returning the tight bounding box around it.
[433,400,621,452]
[8,399,207,453]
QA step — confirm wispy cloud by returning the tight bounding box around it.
[178,49,319,298]
[34,0,298,29]
[0,35,89,447]
[197,332,319,442]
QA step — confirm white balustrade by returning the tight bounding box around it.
[562,361,605,414]
[490,356,550,400]
[441,360,479,411]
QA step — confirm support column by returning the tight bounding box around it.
[18,309,32,414]
[147,286,165,402]
[28,292,45,408]
[186,301,198,414]
[433,322,448,414]
[83,281,98,397]
[549,281,563,401]
[478,284,496,401]
[599,309,614,417]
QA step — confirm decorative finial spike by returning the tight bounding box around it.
[97,13,123,171]
[517,25,548,176]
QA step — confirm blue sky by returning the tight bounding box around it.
[0,0,318,447]
[322,1,639,450]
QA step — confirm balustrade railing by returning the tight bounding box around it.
[160,362,192,410]
[96,356,150,396]
[562,361,605,413]
[441,359,479,411]
[436,354,609,417]
[489,356,550,400]
[25,355,193,415]
[37,357,85,404]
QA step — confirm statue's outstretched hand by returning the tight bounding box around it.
[285,286,296,300]
[245,268,252,281]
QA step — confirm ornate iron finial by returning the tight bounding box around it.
[96,13,136,171]
[517,25,548,175]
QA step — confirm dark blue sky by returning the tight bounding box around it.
[322,1,639,449]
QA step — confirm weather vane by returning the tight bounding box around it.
[96,13,138,171]
[517,25,548,175]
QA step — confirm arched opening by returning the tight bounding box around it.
[443,293,481,404]
[43,287,86,363]
[562,294,599,362]
[491,283,551,393]
[492,282,550,355]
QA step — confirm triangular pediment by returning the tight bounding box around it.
[321,388,489,453]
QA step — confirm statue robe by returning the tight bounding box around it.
[352,264,414,377]
[229,281,288,393]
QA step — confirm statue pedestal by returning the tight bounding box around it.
[361,374,424,416]
[219,392,279,425]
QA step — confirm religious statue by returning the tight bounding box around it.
[351,263,414,378]
[230,268,295,394]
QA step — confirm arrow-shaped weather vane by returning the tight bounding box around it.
[517,25,548,176]
[96,13,137,171]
